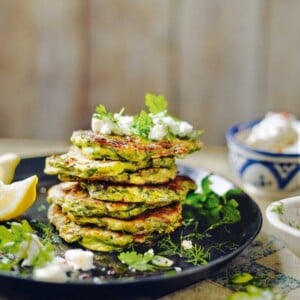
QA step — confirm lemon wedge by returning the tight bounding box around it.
[0,175,38,221]
[0,153,21,184]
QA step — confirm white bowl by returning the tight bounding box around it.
[266,196,300,257]
[226,119,300,198]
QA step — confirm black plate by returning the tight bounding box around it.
[0,157,262,300]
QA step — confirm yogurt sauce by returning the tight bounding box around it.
[236,112,300,153]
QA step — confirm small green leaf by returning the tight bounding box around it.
[145,93,168,114]
[118,250,156,272]
[201,175,213,195]
[271,203,283,215]
[94,104,114,120]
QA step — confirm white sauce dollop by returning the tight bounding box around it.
[237,112,300,153]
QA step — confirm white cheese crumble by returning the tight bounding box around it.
[33,264,68,283]
[33,249,95,282]
[114,114,134,135]
[181,239,193,250]
[148,124,167,140]
[64,249,94,271]
[91,111,196,141]
[91,118,114,135]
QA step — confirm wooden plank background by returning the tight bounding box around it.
[0,0,299,145]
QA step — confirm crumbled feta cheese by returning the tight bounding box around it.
[91,118,114,135]
[148,124,167,140]
[51,256,73,272]
[33,264,68,283]
[177,121,193,137]
[91,108,196,141]
[114,114,134,135]
[163,116,178,132]
[65,249,94,271]
[181,239,193,250]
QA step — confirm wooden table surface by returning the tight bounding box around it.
[0,139,299,300]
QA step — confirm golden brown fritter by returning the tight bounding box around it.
[71,130,202,162]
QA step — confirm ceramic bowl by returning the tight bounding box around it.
[226,119,300,198]
[266,196,300,256]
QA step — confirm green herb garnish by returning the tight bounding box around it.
[145,93,168,114]
[0,220,55,272]
[133,110,153,139]
[271,203,283,215]
[184,174,242,228]
[92,93,202,140]
[118,250,172,272]
[94,104,115,121]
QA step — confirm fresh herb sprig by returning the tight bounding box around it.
[118,250,173,272]
[271,203,283,215]
[0,220,55,272]
[184,174,242,229]
[156,234,211,266]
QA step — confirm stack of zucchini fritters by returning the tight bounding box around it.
[44,96,202,252]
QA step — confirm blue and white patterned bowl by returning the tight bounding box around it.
[226,120,300,197]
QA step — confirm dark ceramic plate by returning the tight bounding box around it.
[0,157,262,300]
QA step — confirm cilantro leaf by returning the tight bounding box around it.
[133,110,153,139]
[145,93,168,114]
[184,174,242,228]
[118,250,156,271]
[118,250,173,272]
[94,104,114,121]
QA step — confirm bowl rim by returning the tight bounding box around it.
[226,119,300,158]
[266,196,300,237]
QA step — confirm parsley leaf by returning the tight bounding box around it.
[133,110,153,138]
[184,174,242,228]
[145,93,168,114]
[94,104,114,121]
[118,250,173,272]
[118,250,156,271]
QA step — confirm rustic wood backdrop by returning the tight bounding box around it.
[0,0,299,145]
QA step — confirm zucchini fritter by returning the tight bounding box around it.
[47,182,177,219]
[58,165,177,185]
[71,130,202,162]
[80,175,197,203]
[44,147,175,181]
[48,204,179,252]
